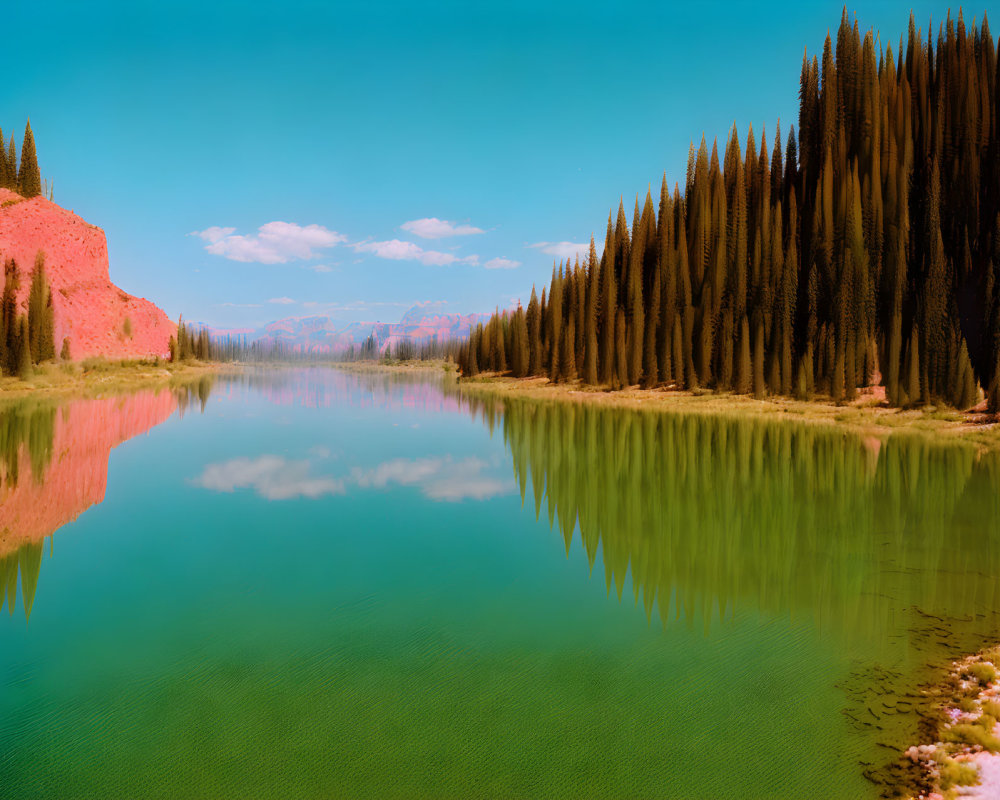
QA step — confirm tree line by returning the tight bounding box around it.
[169,324,465,364]
[1,252,56,377]
[460,10,1000,411]
[0,121,43,199]
[339,333,462,363]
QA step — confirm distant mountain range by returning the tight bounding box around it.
[208,305,495,354]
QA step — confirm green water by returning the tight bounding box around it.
[2,368,999,798]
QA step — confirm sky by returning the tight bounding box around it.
[6,1,972,329]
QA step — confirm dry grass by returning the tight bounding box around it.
[0,358,228,399]
[456,374,1000,451]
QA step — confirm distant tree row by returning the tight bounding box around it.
[338,333,462,363]
[169,316,212,362]
[169,325,466,365]
[0,121,43,199]
[168,319,343,363]
[0,252,56,377]
[460,10,1000,411]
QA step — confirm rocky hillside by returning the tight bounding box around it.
[0,188,174,359]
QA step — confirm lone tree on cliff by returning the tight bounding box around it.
[17,121,41,199]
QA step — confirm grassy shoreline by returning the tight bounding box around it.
[0,358,229,400]
[323,359,1000,451]
[454,372,1000,451]
[8,357,998,451]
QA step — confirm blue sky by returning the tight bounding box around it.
[7,1,966,328]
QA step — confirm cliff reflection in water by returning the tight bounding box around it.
[465,393,1000,646]
[0,377,215,620]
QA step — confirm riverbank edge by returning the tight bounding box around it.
[451,371,1000,452]
[903,647,1000,799]
[0,359,229,401]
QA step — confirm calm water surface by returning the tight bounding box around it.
[2,368,999,798]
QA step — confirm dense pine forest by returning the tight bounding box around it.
[459,10,1000,411]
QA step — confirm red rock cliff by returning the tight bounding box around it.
[0,188,175,359]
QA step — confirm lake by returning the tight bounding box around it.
[2,367,999,798]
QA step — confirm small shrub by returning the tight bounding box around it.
[981,701,1000,719]
[959,697,978,712]
[943,723,1000,751]
[60,338,71,361]
[81,356,112,372]
[938,757,979,789]
[122,316,133,339]
[966,662,997,685]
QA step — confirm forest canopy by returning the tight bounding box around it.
[459,9,1000,411]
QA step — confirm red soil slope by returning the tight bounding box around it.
[0,389,178,559]
[0,188,174,359]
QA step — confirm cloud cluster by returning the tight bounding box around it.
[352,456,509,502]
[352,239,479,266]
[191,222,346,264]
[401,218,485,239]
[195,454,510,503]
[194,456,346,500]
[483,257,520,270]
[528,241,591,261]
[194,215,527,286]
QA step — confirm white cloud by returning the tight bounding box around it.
[192,226,236,244]
[194,456,345,500]
[196,452,510,504]
[528,241,591,261]
[191,222,347,264]
[352,457,510,502]
[352,239,478,267]
[268,297,295,305]
[308,264,333,273]
[483,257,520,270]
[219,302,263,308]
[400,217,485,239]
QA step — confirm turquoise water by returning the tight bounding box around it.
[2,368,999,798]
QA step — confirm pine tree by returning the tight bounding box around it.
[17,121,41,199]
[583,237,599,385]
[548,266,563,382]
[752,315,766,398]
[735,315,751,394]
[7,138,16,192]
[0,128,8,190]
[903,325,921,407]
[614,307,627,389]
[598,211,617,385]
[28,252,47,363]
[526,288,542,375]
[562,313,577,381]
[2,260,20,375]
[16,317,31,379]
[511,307,529,377]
